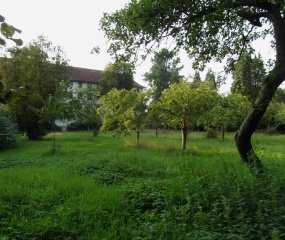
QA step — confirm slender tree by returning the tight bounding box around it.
[159,81,217,150]
[39,79,72,152]
[98,89,150,144]
[211,93,251,141]
[100,0,285,171]
[72,85,101,137]
[147,99,164,137]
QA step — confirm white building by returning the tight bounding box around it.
[70,66,145,93]
[56,66,145,130]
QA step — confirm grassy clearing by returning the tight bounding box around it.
[0,130,285,239]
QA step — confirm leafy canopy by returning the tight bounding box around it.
[98,88,150,143]
[72,85,101,137]
[1,36,71,140]
[144,48,183,99]
[231,52,266,103]
[100,0,282,70]
[99,62,134,95]
[159,81,218,149]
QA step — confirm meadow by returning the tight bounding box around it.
[0,130,284,239]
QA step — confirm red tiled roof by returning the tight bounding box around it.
[71,67,102,84]
[70,66,144,89]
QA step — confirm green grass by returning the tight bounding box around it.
[0,130,285,239]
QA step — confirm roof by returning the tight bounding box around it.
[70,66,145,89]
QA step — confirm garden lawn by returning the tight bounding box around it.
[0,130,285,239]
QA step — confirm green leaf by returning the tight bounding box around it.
[1,22,15,37]
[12,38,23,46]
[0,37,6,45]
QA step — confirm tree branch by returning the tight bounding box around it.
[237,11,268,27]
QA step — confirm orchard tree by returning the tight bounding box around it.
[98,88,150,144]
[72,85,101,137]
[231,52,266,104]
[40,79,72,152]
[159,81,217,150]
[99,61,134,95]
[276,103,285,130]
[211,93,251,141]
[147,99,164,137]
[144,48,183,99]
[0,36,70,140]
[258,100,281,131]
[100,0,285,171]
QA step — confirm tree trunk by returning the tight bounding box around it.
[235,66,285,172]
[235,16,285,172]
[155,127,158,138]
[136,131,140,144]
[181,126,187,150]
[53,120,56,153]
[222,126,225,142]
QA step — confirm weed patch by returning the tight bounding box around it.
[0,131,284,239]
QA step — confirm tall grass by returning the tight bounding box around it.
[0,130,284,239]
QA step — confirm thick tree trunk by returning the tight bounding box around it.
[235,16,285,172]
[235,66,285,172]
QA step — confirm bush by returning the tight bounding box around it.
[0,111,18,150]
[264,127,277,135]
[276,124,285,134]
[206,128,218,138]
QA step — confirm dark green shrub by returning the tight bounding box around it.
[276,124,285,134]
[264,127,277,135]
[0,111,18,150]
[206,128,218,138]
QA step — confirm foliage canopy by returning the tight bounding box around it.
[0,36,71,140]
[99,62,134,95]
[144,48,183,99]
[98,88,150,144]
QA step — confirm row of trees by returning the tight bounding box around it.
[98,80,285,150]
[1,36,285,151]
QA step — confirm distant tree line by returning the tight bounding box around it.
[1,36,285,154]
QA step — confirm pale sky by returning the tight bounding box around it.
[1,0,277,92]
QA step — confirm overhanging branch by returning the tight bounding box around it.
[237,11,268,27]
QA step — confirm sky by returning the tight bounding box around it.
[1,0,277,93]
